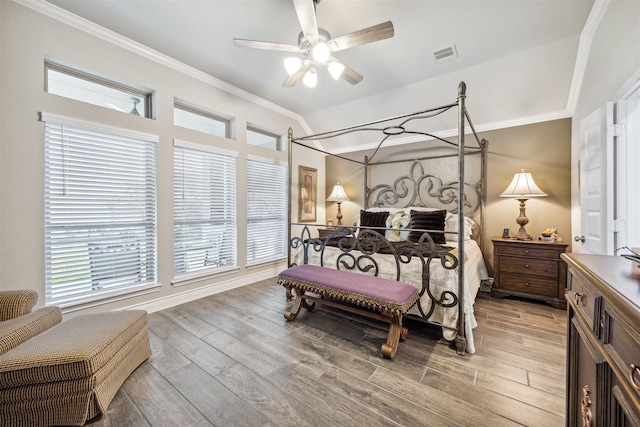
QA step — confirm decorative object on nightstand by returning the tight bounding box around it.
[326,183,350,225]
[491,237,569,309]
[500,169,547,240]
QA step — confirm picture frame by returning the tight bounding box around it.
[298,166,317,222]
[502,228,510,238]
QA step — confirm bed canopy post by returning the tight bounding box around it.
[456,81,467,355]
[364,155,370,210]
[287,127,293,268]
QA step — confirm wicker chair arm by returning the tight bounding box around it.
[0,290,39,321]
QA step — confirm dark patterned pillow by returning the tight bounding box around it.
[408,210,447,244]
[359,210,389,235]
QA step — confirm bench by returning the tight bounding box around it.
[276,264,420,359]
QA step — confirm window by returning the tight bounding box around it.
[45,59,153,118]
[247,125,281,151]
[174,141,237,280]
[174,100,231,138]
[246,156,287,264]
[43,116,157,307]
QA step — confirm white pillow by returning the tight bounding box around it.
[444,213,477,241]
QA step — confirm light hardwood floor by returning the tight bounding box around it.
[88,278,567,426]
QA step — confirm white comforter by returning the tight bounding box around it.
[292,239,488,354]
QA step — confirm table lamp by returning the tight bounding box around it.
[500,169,547,240]
[326,183,350,226]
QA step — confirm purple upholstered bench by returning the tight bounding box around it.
[276,264,420,359]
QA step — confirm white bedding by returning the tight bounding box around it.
[292,239,489,354]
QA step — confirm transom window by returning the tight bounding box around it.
[174,99,231,138]
[45,59,153,118]
[247,125,281,151]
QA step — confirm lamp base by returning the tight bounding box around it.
[512,197,532,240]
[511,230,533,241]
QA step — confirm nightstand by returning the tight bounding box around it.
[491,237,569,309]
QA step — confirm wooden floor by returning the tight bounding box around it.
[88,278,567,427]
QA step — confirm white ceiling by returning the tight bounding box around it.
[44,0,595,151]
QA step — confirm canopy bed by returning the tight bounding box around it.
[284,82,488,355]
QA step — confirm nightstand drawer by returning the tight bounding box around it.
[499,256,558,278]
[497,245,558,259]
[498,273,559,297]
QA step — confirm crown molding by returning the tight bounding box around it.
[14,0,319,144]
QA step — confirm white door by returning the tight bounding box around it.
[578,103,614,255]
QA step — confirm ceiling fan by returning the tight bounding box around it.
[233,0,394,88]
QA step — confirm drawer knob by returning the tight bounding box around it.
[524,249,530,254]
[574,292,584,306]
[631,364,640,390]
[523,281,530,287]
[524,264,530,269]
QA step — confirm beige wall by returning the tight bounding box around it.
[325,118,572,275]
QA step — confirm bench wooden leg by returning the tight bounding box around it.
[381,314,408,359]
[284,287,315,321]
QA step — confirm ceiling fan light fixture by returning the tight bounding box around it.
[327,61,345,80]
[311,42,331,63]
[303,68,317,88]
[284,57,302,75]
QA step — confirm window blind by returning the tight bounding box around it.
[44,121,157,307]
[246,157,287,263]
[174,143,237,278]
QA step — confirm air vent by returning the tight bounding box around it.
[433,44,458,63]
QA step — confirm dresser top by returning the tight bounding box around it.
[562,253,640,311]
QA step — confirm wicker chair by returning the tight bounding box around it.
[0,291,151,426]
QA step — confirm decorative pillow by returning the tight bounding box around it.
[444,214,477,241]
[408,209,447,244]
[385,211,411,241]
[359,210,388,235]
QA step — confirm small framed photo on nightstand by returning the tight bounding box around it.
[502,228,510,238]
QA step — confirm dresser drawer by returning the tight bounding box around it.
[497,245,558,259]
[499,256,559,278]
[604,306,640,399]
[566,272,601,333]
[498,273,559,297]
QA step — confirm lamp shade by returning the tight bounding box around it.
[500,170,547,198]
[326,183,349,202]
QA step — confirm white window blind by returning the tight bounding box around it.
[44,121,157,307]
[174,143,237,278]
[246,157,287,263]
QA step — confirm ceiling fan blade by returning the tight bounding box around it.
[293,0,318,37]
[283,61,311,87]
[328,21,394,52]
[329,57,363,85]
[233,38,303,53]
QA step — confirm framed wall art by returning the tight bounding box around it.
[298,166,317,222]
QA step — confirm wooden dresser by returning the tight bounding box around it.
[492,238,569,309]
[563,253,640,426]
